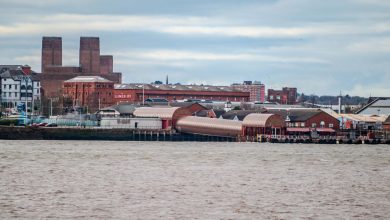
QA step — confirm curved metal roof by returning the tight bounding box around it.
[176,116,242,137]
[133,107,181,119]
[242,113,285,127]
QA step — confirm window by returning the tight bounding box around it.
[9,85,11,89]
[312,123,317,128]
[301,122,305,127]
[15,92,18,97]
[295,122,299,127]
[9,92,11,97]
[3,92,6,97]
[14,85,17,90]
[329,123,334,128]
[3,85,5,89]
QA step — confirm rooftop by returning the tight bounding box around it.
[114,83,244,92]
[0,68,39,81]
[356,97,390,115]
[64,76,113,83]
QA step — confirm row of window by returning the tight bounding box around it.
[269,95,282,100]
[2,92,34,98]
[64,84,113,88]
[2,79,40,85]
[70,92,112,96]
[2,84,39,91]
[287,122,334,128]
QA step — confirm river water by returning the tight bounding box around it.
[0,140,389,219]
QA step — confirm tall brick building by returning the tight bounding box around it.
[39,36,122,99]
[231,81,265,102]
[63,76,114,112]
[41,37,62,73]
[268,87,297,105]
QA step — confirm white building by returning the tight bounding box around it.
[0,65,41,115]
[100,117,162,129]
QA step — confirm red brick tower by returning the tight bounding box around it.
[99,55,113,74]
[79,37,100,74]
[41,37,62,73]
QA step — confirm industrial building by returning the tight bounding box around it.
[264,108,339,130]
[133,106,194,129]
[63,76,115,113]
[242,113,285,137]
[268,87,297,105]
[176,116,243,137]
[39,36,122,99]
[339,114,387,131]
[356,97,390,115]
[100,117,162,129]
[231,81,265,102]
[114,83,250,103]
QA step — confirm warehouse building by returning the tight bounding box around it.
[114,83,250,103]
[356,97,390,115]
[176,116,243,137]
[63,76,115,113]
[133,107,193,129]
[242,113,285,137]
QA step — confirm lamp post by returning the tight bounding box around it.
[49,98,53,117]
[142,83,145,106]
[22,76,29,125]
[0,72,2,118]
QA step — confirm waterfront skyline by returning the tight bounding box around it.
[0,0,389,97]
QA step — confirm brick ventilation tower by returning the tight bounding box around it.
[79,37,100,74]
[99,55,113,75]
[42,37,62,73]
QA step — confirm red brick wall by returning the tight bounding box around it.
[42,37,62,73]
[43,66,82,74]
[268,87,297,105]
[39,72,121,98]
[63,81,114,111]
[79,37,100,74]
[113,89,250,103]
[100,55,113,74]
[304,112,340,130]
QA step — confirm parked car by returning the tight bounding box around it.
[38,122,48,127]
[45,123,58,127]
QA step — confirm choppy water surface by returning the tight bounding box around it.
[0,140,389,219]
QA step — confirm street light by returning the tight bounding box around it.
[21,76,29,125]
[48,98,54,117]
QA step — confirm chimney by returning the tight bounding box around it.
[21,65,31,75]
[338,93,342,114]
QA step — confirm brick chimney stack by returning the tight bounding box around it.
[42,37,62,73]
[79,37,100,74]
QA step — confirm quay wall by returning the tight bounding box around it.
[0,126,236,142]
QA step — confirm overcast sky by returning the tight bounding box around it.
[0,0,389,97]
